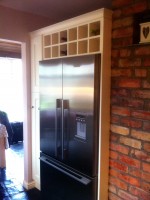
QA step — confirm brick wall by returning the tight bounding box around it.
[109,0,150,199]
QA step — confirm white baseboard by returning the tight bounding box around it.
[35,182,41,190]
[23,180,35,190]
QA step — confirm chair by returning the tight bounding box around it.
[10,122,23,143]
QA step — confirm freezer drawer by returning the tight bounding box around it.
[40,155,97,200]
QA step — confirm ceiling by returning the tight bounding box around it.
[0,0,112,23]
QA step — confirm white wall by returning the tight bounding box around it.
[0,5,52,188]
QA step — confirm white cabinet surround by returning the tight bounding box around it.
[30,8,112,200]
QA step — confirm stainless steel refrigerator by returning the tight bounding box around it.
[39,54,100,200]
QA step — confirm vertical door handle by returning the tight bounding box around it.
[55,99,62,158]
[62,99,69,160]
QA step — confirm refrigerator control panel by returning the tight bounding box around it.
[75,114,86,140]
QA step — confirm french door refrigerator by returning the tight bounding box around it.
[39,54,100,200]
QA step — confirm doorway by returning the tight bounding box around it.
[0,49,24,184]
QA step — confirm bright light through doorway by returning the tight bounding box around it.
[6,143,24,184]
[0,57,23,122]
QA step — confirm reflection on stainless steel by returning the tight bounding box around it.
[39,55,100,200]
[63,61,94,113]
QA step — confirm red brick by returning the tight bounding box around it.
[118,173,140,186]
[112,49,120,58]
[129,167,141,178]
[135,69,147,77]
[112,27,133,39]
[110,150,119,159]
[118,58,141,67]
[111,115,120,124]
[109,168,118,177]
[121,118,142,128]
[141,172,150,183]
[118,189,138,200]
[110,133,119,142]
[129,186,150,200]
[119,99,144,109]
[111,97,119,104]
[118,79,141,88]
[122,1,147,15]
[110,159,128,172]
[112,37,133,47]
[120,48,132,57]
[109,184,117,194]
[111,89,130,97]
[131,149,150,162]
[141,181,150,193]
[109,168,141,189]
[109,192,122,200]
[143,80,150,89]
[144,101,150,110]
[111,69,132,77]
[142,163,150,173]
[110,142,129,155]
[110,0,150,198]
[112,59,119,68]
[131,1,147,13]
[109,177,128,190]
[132,90,150,99]
[111,124,129,135]
[131,129,150,142]
[131,110,150,120]
[134,46,150,56]
[112,106,131,116]
[112,0,133,8]
[143,142,150,153]
[120,136,142,149]
[143,58,150,67]
[119,155,140,168]
[113,17,133,29]
[111,78,118,88]
[113,9,122,19]
[118,98,132,107]
[111,0,150,197]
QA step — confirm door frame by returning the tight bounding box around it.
[21,42,35,189]
[0,38,34,189]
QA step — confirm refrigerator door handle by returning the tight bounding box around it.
[40,156,91,185]
[56,99,62,157]
[62,99,69,160]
